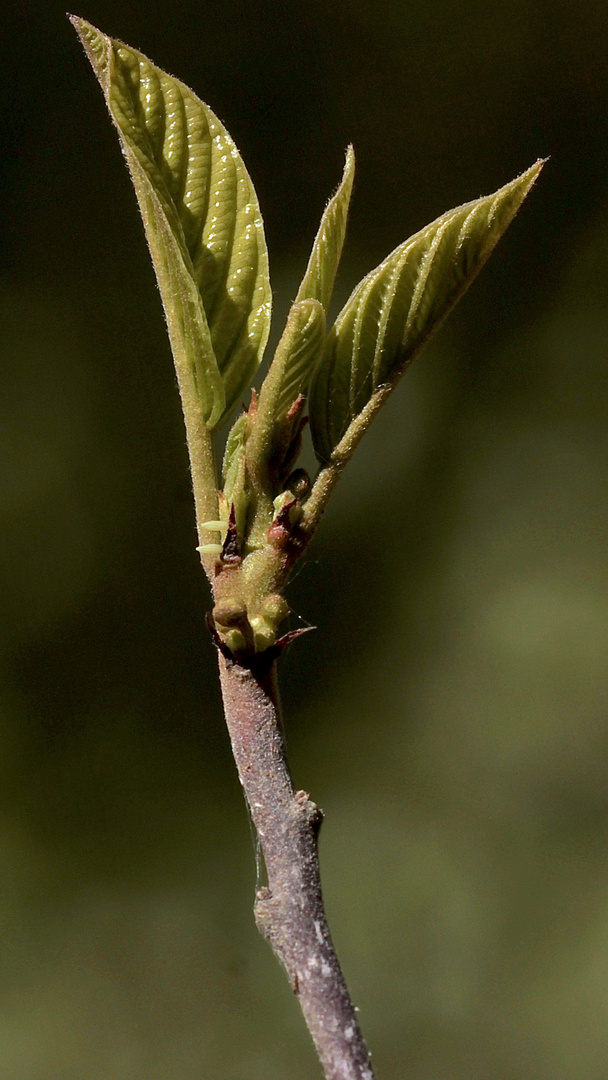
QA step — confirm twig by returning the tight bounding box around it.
[217,651,376,1080]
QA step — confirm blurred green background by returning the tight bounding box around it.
[2,1,608,1077]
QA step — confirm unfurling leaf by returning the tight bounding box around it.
[264,299,326,423]
[71,17,271,428]
[221,298,326,541]
[309,161,544,462]
[245,298,326,498]
[296,146,355,313]
[222,413,247,501]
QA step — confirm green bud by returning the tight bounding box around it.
[261,594,290,626]
[250,616,276,652]
[272,490,302,526]
[223,628,247,654]
[273,490,294,515]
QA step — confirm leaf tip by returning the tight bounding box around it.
[68,14,110,81]
[526,156,548,179]
[510,157,547,201]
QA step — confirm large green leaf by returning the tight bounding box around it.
[295,146,355,313]
[309,162,544,462]
[71,17,271,428]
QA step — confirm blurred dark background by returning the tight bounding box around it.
[2,1,608,1077]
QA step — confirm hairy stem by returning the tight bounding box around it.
[302,384,394,540]
[185,417,218,542]
[179,408,220,579]
[217,652,376,1080]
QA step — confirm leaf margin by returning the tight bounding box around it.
[295,145,355,313]
[70,15,272,429]
[308,159,546,463]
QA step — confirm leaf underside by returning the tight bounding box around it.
[71,17,271,428]
[309,161,544,463]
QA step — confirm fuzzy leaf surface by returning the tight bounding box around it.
[72,17,271,427]
[222,413,247,499]
[261,299,326,426]
[296,146,355,313]
[309,162,544,462]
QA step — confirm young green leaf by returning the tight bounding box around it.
[222,412,247,502]
[309,161,544,462]
[245,299,325,505]
[71,17,271,428]
[220,412,253,541]
[262,299,326,423]
[295,146,355,313]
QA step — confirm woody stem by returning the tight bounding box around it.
[217,651,376,1080]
